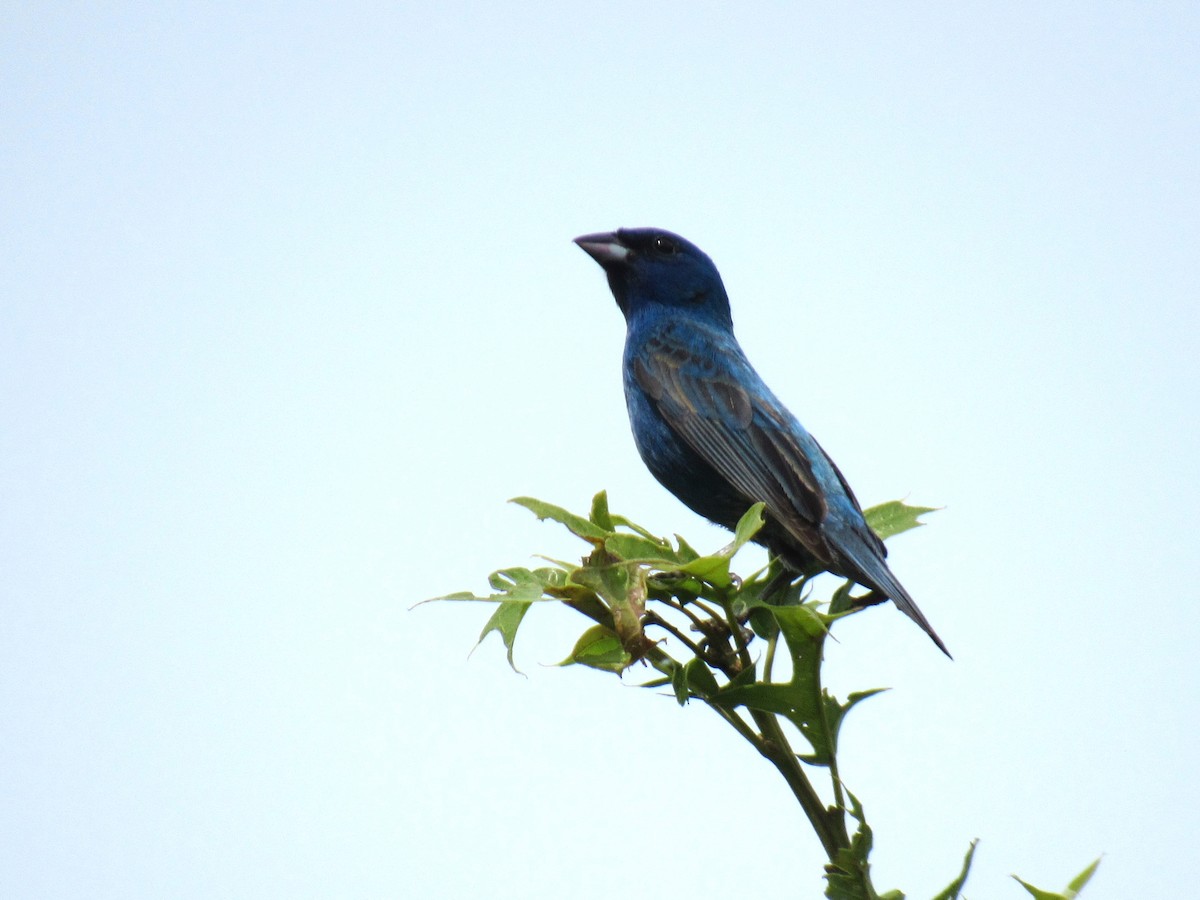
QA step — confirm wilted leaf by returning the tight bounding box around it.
[559,625,630,673]
[570,556,647,642]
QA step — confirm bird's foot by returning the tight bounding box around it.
[849,589,888,610]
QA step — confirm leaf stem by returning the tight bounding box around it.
[719,593,755,674]
[748,709,846,860]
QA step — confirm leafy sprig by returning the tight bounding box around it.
[426,492,1099,899]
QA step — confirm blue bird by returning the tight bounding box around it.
[574,227,949,657]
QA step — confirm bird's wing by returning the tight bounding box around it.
[632,328,838,558]
[635,325,950,656]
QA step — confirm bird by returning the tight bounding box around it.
[573,227,949,657]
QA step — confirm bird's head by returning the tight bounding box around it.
[574,228,732,327]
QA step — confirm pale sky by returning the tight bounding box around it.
[3,3,1198,898]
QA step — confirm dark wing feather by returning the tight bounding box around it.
[634,330,835,562]
[635,325,951,657]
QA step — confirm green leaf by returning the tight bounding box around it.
[714,604,832,761]
[732,501,766,549]
[802,688,888,765]
[824,792,890,900]
[416,590,479,604]
[1014,857,1101,900]
[559,625,631,673]
[827,578,858,616]
[475,600,531,674]
[670,662,689,705]
[571,557,646,626]
[683,658,720,699]
[510,496,609,543]
[673,533,701,562]
[1066,858,1102,893]
[670,502,765,589]
[678,552,733,587]
[608,512,667,544]
[863,500,938,542]
[603,532,678,564]
[931,840,978,900]
[589,490,614,530]
[1012,880,1061,900]
[488,567,554,603]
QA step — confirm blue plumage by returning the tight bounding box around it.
[575,227,949,657]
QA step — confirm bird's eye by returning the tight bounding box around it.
[652,236,679,255]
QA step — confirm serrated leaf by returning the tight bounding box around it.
[800,688,889,765]
[510,496,609,543]
[715,604,831,762]
[488,567,554,602]
[931,840,978,900]
[824,792,886,900]
[475,599,531,674]
[559,625,630,673]
[863,500,938,542]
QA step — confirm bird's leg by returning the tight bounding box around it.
[848,589,888,609]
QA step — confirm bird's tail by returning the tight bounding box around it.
[875,570,952,659]
[837,530,952,658]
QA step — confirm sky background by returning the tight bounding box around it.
[3,3,1198,898]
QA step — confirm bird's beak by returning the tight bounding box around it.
[573,231,630,267]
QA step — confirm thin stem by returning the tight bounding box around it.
[705,702,761,747]
[655,594,715,634]
[749,709,846,859]
[763,630,778,682]
[642,610,704,657]
[688,596,726,622]
[719,593,754,674]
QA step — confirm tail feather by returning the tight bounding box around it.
[836,528,952,658]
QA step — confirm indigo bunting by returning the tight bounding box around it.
[574,227,949,657]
